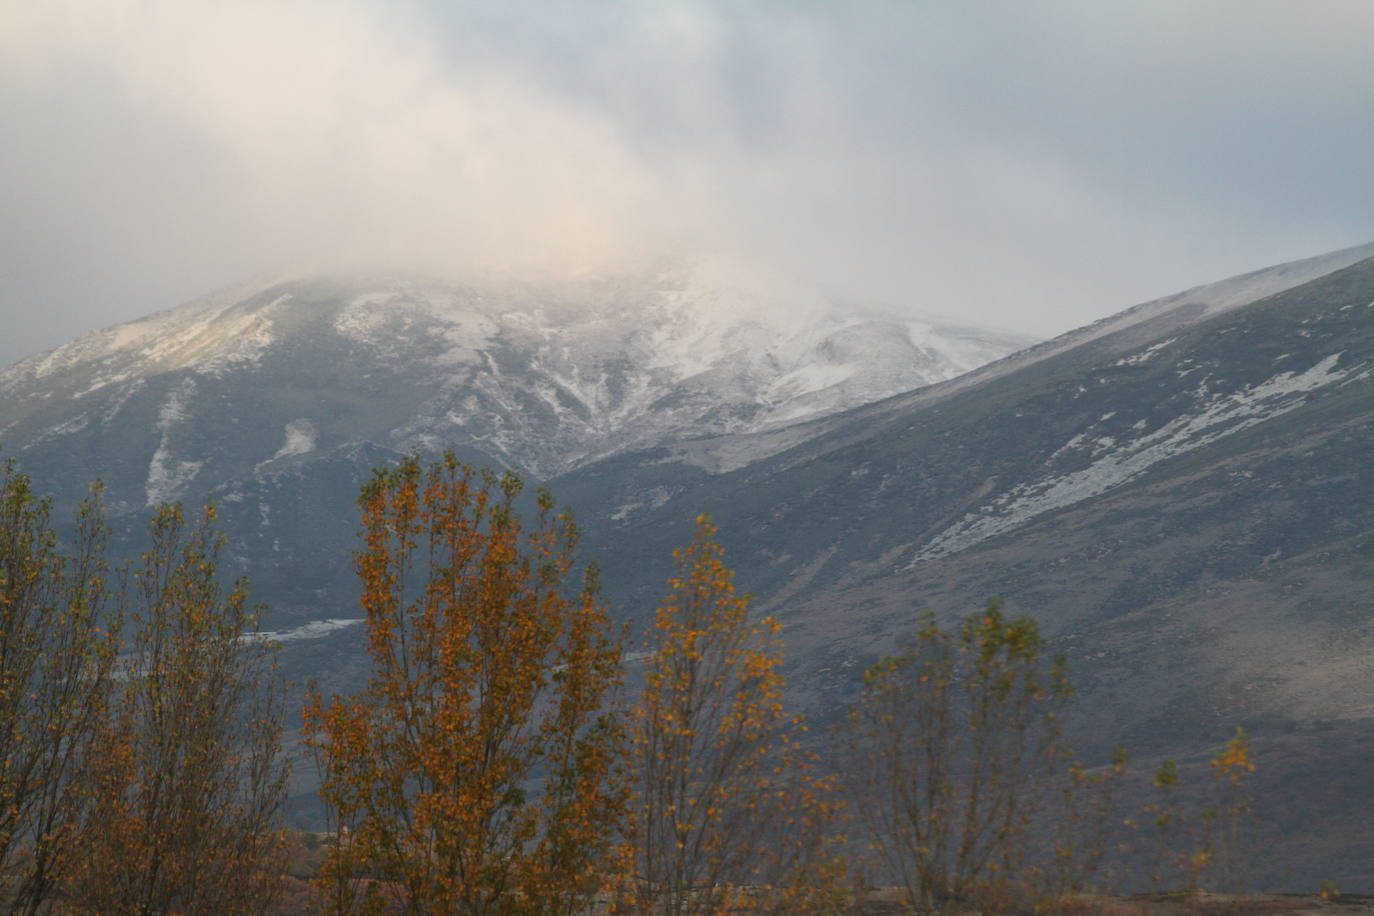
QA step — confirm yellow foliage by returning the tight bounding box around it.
[304,454,627,915]
[629,515,846,915]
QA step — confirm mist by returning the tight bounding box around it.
[2,0,1373,366]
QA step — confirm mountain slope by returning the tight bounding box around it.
[569,252,1374,680]
[552,251,1374,888]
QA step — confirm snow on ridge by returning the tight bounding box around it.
[193,302,283,376]
[910,353,1363,565]
[741,314,1026,432]
[7,269,1036,481]
[330,273,1031,477]
[4,277,292,389]
[1189,242,1374,317]
[336,287,508,362]
[878,243,1374,420]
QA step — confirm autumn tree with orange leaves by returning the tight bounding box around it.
[304,455,627,915]
[629,515,845,915]
[0,463,122,915]
[71,502,288,915]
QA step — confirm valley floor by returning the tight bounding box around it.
[850,893,1374,915]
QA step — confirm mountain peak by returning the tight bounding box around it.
[0,271,1036,512]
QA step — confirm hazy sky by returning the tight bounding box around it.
[2,1,1373,366]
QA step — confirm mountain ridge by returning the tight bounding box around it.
[0,270,1035,492]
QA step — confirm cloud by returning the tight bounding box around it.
[1,1,678,271]
[1,1,1373,365]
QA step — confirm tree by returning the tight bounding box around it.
[630,515,845,915]
[1044,744,1130,899]
[846,602,1072,912]
[70,502,288,915]
[0,462,121,915]
[304,455,627,915]
[1144,758,1184,893]
[1204,727,1254,892]
[1141,728,1256,895]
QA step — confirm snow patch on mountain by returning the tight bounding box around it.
[245,618,364,644]
[146,379,204,505]
[100,379,147,426]
[1115,338,1177,367]
[274,420,317,459]
[611,486,674,521]
[20,412,91,451]
[911,353,1365,564]
[76,371,135,399]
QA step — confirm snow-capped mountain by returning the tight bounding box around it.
[0,268,1034,510]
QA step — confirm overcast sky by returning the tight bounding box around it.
[2,0,1373,366]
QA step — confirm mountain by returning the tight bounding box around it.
[547,240,1374,888]
[0,266,1032,621]
[6,242,1374,884]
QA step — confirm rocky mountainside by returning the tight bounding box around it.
[550,242,1374,888]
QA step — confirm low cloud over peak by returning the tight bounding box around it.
[2,1,1372,366]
